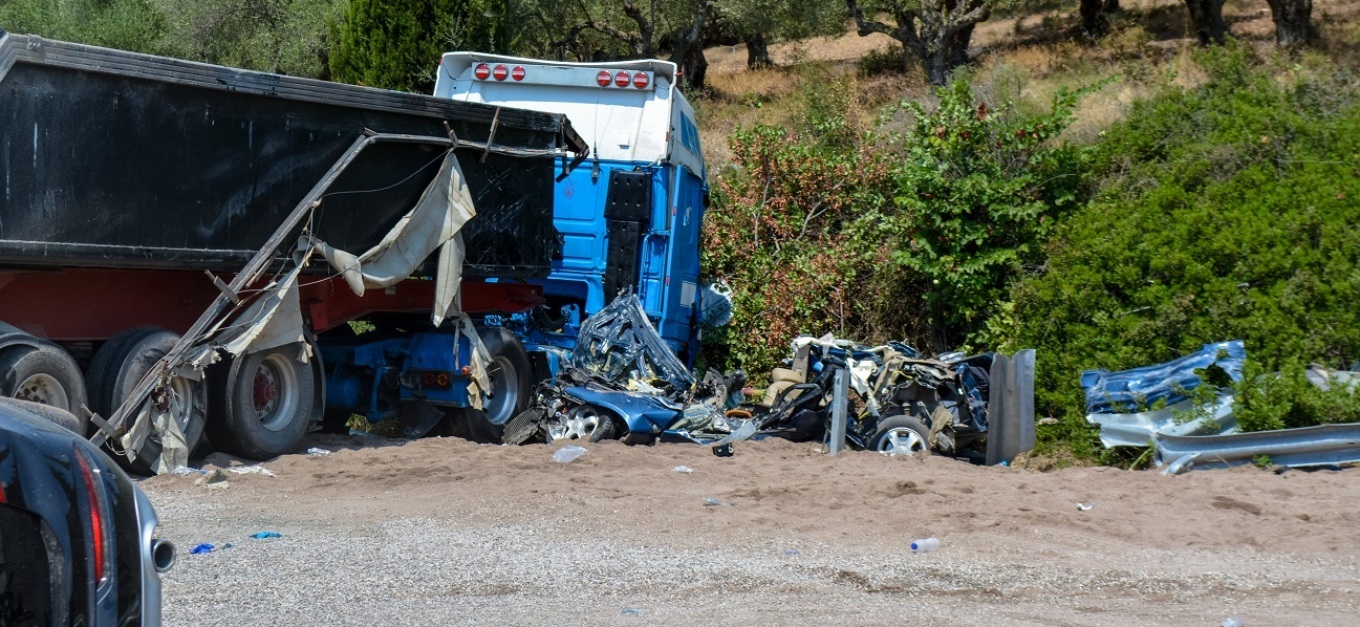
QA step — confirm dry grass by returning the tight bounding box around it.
[695,0,1360,172]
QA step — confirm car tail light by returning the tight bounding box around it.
[614,71,631,87]
[510,66,525,81]
[473,63,491,80]
[491,64,509,81]
[632,72,650,89]
[596,70,611,87]
[74,448,111,586]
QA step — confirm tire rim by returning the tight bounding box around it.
[251,354,298,432]
[562,406,603,440]
[482,355,519,426]
[148,377,196,441]
[14,373,70,411]
[879,427,928,455]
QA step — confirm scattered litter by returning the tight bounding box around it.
[194,469,229,489]
[170,466,199,476]
[712,443,733,457]
[621,608,645,617]
[911,538,940,553]
[552,445,587,463]
[221,543,235,550]
[784,549,801,556]
[703,498,735,507]
[1038,417,1060,426]
[250,531,283,539]
[189,543,214,555]
[1222,618,1244,627]
[672,465,694,473]
[306,447,332,456]
[1077,502,1096,512]
[227,465,277,477]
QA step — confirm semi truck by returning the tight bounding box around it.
[0,30,712,471]
[313,53,714,443]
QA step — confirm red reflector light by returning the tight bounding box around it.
[473,63,491,80]
[511,66,525,81]
[596,70,612,87]
[614,71,631,87]
[460,366,471,375]
[633,72,650,89]
[492,64,509,81]
[75,449,110,585]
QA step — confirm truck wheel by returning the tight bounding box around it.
[430,328,532,444]
[88,328,207,475]
[0,344,89,420]
[870,415,932,456]
[208,343,315,460]
[477,327,532,427]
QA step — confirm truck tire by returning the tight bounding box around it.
[0,344,89,421]
[432,328,532,443]
[207,343,316,460]
[0,396,85,434]
[478,327,532,427]
[88,328,207,475]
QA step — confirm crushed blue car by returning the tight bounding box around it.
[504,294,1035,465]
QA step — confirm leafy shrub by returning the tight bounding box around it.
[1005,44,1360,451]
[702,72,1097,375]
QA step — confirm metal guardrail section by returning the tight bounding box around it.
[1086,392,1236,448]
[1156,422,1360,474]
[985,349,1036,465]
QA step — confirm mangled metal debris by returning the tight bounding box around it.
[1081,340,1360,473]
[1082,341,1245,448]
[507,295,1035,464]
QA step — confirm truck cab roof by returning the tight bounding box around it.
[435,53,703,178]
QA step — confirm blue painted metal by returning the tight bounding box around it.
[562,386,682,435]
[1081,340,1246,414]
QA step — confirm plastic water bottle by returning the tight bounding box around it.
[911,538,940,553]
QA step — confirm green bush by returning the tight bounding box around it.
[702,72,1097,375]
[1005,44,1360,455]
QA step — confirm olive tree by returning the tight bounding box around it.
[844,0,992,86]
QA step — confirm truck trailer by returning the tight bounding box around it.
[0,29,584,471]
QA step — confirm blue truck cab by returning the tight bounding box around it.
[434,54,709,367]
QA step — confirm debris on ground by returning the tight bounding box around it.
[504,294,1035,465]
[1082,340,1360,473]
[250,531,283,539]
[551,445,587,463]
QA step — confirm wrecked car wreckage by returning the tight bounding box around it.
[503,294,1035,464]
[1083,340,1360,474]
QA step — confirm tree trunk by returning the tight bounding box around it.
[1080,0,1111,38]
[744,32,772,69]
[1265,0,1313,45]
[1183,0,1229,45]
[923,23,974,86]
[668,2,710,90]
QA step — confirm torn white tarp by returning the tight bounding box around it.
[120,380,190,474]
[302,153,476,327]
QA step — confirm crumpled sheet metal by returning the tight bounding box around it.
[1156,422,1360,474]
[1081,341,1245,415]
[571,293,694,393]
[1086,392,1238,448]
